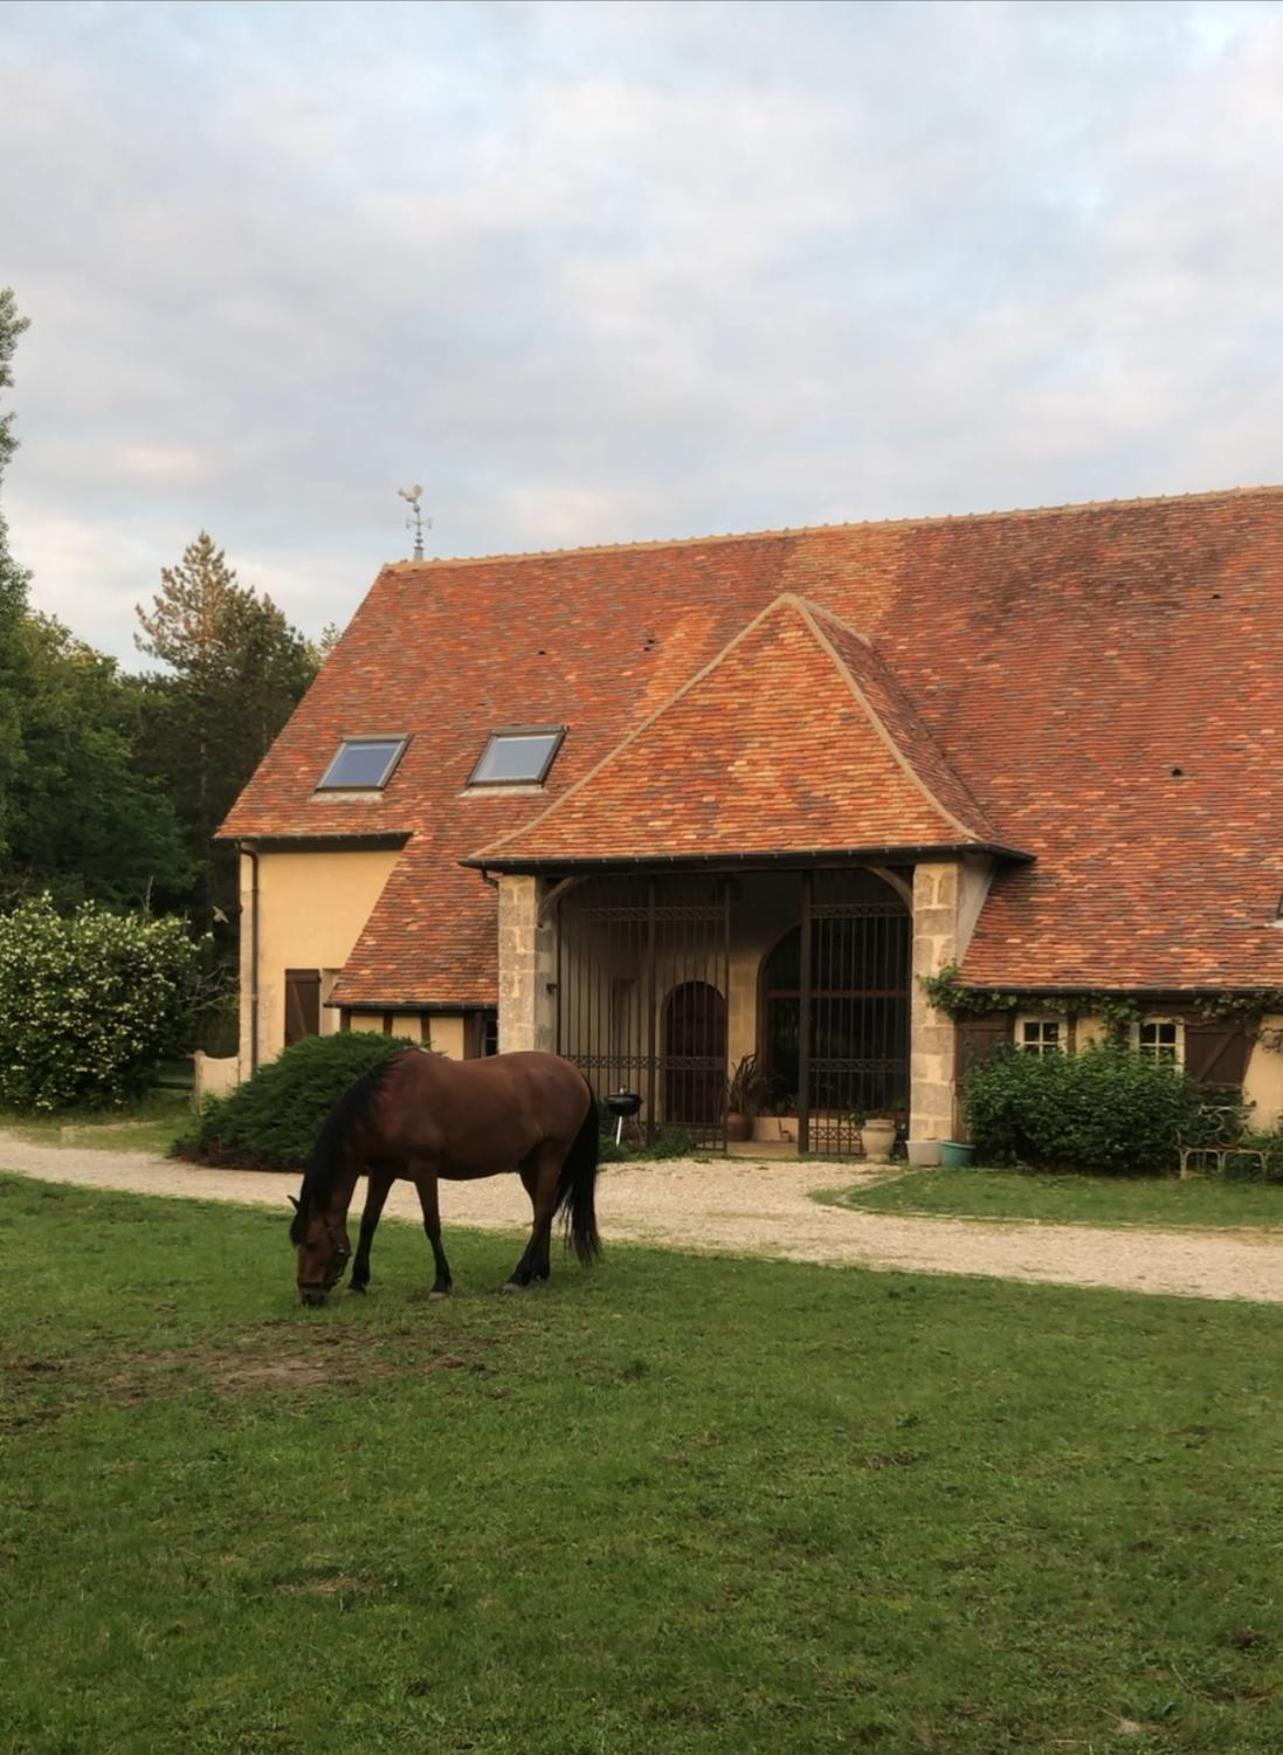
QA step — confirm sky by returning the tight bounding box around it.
[3,0,1283,662]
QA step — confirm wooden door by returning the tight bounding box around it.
[663,980,727,1127]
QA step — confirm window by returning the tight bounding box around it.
[1016,1015,1063,1056]
[1134,1018,1184,1066]
[468,726,565,787]
[284,969,321,1046]
[316,735,408,791]
[466,1010,499,1059]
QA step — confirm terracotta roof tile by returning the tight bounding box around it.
[219,484,1283,1000]
[468,595,1019,866]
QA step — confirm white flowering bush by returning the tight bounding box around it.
[0,896,202,1111]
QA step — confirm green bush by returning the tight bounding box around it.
[599,1122,698,1164]
[0,895,202,1111]
[963,1044,1205,1174]
[176,1031,421,1170]
[1219,1128,1283,1184]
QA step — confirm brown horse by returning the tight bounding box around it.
[288,1049,599,1306]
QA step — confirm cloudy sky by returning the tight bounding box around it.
[3,0,1282,660]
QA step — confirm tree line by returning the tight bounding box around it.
[0,289,329,1044]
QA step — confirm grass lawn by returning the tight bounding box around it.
[2,1176,1282,1754]
[822,1168,1283,1230]
[0,1086,193,1156]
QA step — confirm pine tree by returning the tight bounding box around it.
[134,534,320,921]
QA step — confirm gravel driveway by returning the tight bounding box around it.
[3,1135,1280,1305]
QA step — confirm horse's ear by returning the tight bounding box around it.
[289,1195,300,1212]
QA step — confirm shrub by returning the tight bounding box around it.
[599,1122,698,1164]
[1220,1128,1283,1184]
[0,895,202,1111]
[963,1044,1205,1174]
[177,1031,421,1170]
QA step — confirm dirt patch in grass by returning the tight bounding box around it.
[2,1331,495,1427]
[276,1573,381,1598]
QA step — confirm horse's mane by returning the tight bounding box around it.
[289,1054,407,1242]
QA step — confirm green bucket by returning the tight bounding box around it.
[938,1141,976,1169]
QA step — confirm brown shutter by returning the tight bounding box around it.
[954,1014,1013,1084]
[1184,1019,1251,1095]
[284,970,321,1046]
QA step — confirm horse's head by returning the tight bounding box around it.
[289,1196,351,1306]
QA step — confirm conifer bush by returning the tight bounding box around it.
[0,895,201,1111]
[962,1043,1206,1173]
[177,1031,421,1170]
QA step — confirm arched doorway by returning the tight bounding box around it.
[663,980,727,1128]
[761,870,910,1153]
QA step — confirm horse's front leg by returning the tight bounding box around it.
[504,1154,559,1290]
[349,1171,392,1294]
[414,1169,452,1300]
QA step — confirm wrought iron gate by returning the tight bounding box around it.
[762,870,911,1156]
[556,875,730,1152]
[804,870,910,1155]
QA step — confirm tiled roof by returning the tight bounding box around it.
[219,484,1283,999]
[467,595,1021,866]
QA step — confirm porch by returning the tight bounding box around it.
[495,859,985,1156]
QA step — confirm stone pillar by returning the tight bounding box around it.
[910,862,961,1142]
[909,855,997,1141]
[497,875,557,1054]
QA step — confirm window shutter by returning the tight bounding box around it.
[954,1014,1013,1083]
[1184,1019,1251,1095]
[284,970,322,1046]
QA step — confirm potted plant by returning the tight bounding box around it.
[726,1053,769,1142]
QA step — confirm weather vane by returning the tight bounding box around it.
[397,484,430,560]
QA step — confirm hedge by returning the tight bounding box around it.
[177,1031,422,1170]
[962,1044,1207,1174]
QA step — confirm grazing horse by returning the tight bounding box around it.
[288,1049,600,1306]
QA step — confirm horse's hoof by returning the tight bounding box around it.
[348,1284,367,1296]
[428,1289,450,1302]
[501,1280,526,1293]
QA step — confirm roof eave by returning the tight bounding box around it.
[220,831,413,853]
[461,840,1034,874]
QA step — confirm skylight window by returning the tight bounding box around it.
[468,727,565,787]
[316,736,408,792]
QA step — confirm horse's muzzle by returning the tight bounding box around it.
[299,1287,329,1307]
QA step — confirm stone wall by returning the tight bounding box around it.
[909,856,995,1141]
[497,875,557,1053]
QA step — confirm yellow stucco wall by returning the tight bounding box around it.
[240,848,399,1068]
[336,1013,471,1057]
[427,1015,467,1059]
[1074,1016,1110,1052]
[1244,1015,1283,1128]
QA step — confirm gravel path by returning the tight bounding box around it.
[2,1136,1280,1305]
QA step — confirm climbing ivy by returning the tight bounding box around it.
[919,964,1283,1046]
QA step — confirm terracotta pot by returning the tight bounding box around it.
[753,1116,797,1143]
[726,1112,753,1143]
[860,1117,897,1164]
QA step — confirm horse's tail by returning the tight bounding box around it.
[289,1055,403,1244]
[556,1078,601,1265]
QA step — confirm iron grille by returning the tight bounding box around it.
[556,875,731,1152]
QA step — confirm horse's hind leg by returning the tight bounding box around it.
[349,1171,392,1294]
[415,1170,452,1300]
[504,1151,560,1290]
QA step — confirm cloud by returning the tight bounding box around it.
[1,0,1282,660]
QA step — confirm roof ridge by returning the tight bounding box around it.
[387,482,1283,573]
[466,591,1013,866]
[791,601,996,845]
